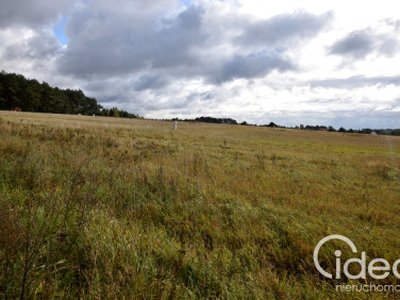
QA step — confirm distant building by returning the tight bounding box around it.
[371,131,378,135]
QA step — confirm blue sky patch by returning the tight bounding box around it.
[54,16,69,46]
[180,0,192,7]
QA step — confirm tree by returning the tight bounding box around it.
[0,79,6,110]
[109,107,119,117]
[0,70,140,118]
[40,82,60,113]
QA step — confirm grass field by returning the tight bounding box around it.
[0,111,399,299]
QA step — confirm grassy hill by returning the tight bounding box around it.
[0,111,399,298]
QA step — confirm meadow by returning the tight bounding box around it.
[0,111,399,299]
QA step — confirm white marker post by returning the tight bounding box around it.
[173,120,178,130]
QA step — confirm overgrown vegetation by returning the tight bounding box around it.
[0,111,399,298]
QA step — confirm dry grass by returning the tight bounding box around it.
[0,111,400,299]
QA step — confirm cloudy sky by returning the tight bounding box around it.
[1,0,400,128]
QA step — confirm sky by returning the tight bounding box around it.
[1,0,400,129]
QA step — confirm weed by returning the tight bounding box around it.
[0,111,399,298]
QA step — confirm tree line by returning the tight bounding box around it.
[0,71,139,118]
[170,117,400,136]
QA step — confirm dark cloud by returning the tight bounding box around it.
[149,6,207,69]
[92,0,175,14]
[134,75,169,91]
[58,4,327,86]
[309,75,400,89]
[58,5,207,77]
[0,0,70,28]
[211,51,295,84]
[329,30,375,59]
[329,29,399,60]
[236,11,332,48]
[185,91,216,105]
[175,4,203,30]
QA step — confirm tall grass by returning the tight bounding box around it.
[0,111,399,298]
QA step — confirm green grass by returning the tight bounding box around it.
[0,111,399,299]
